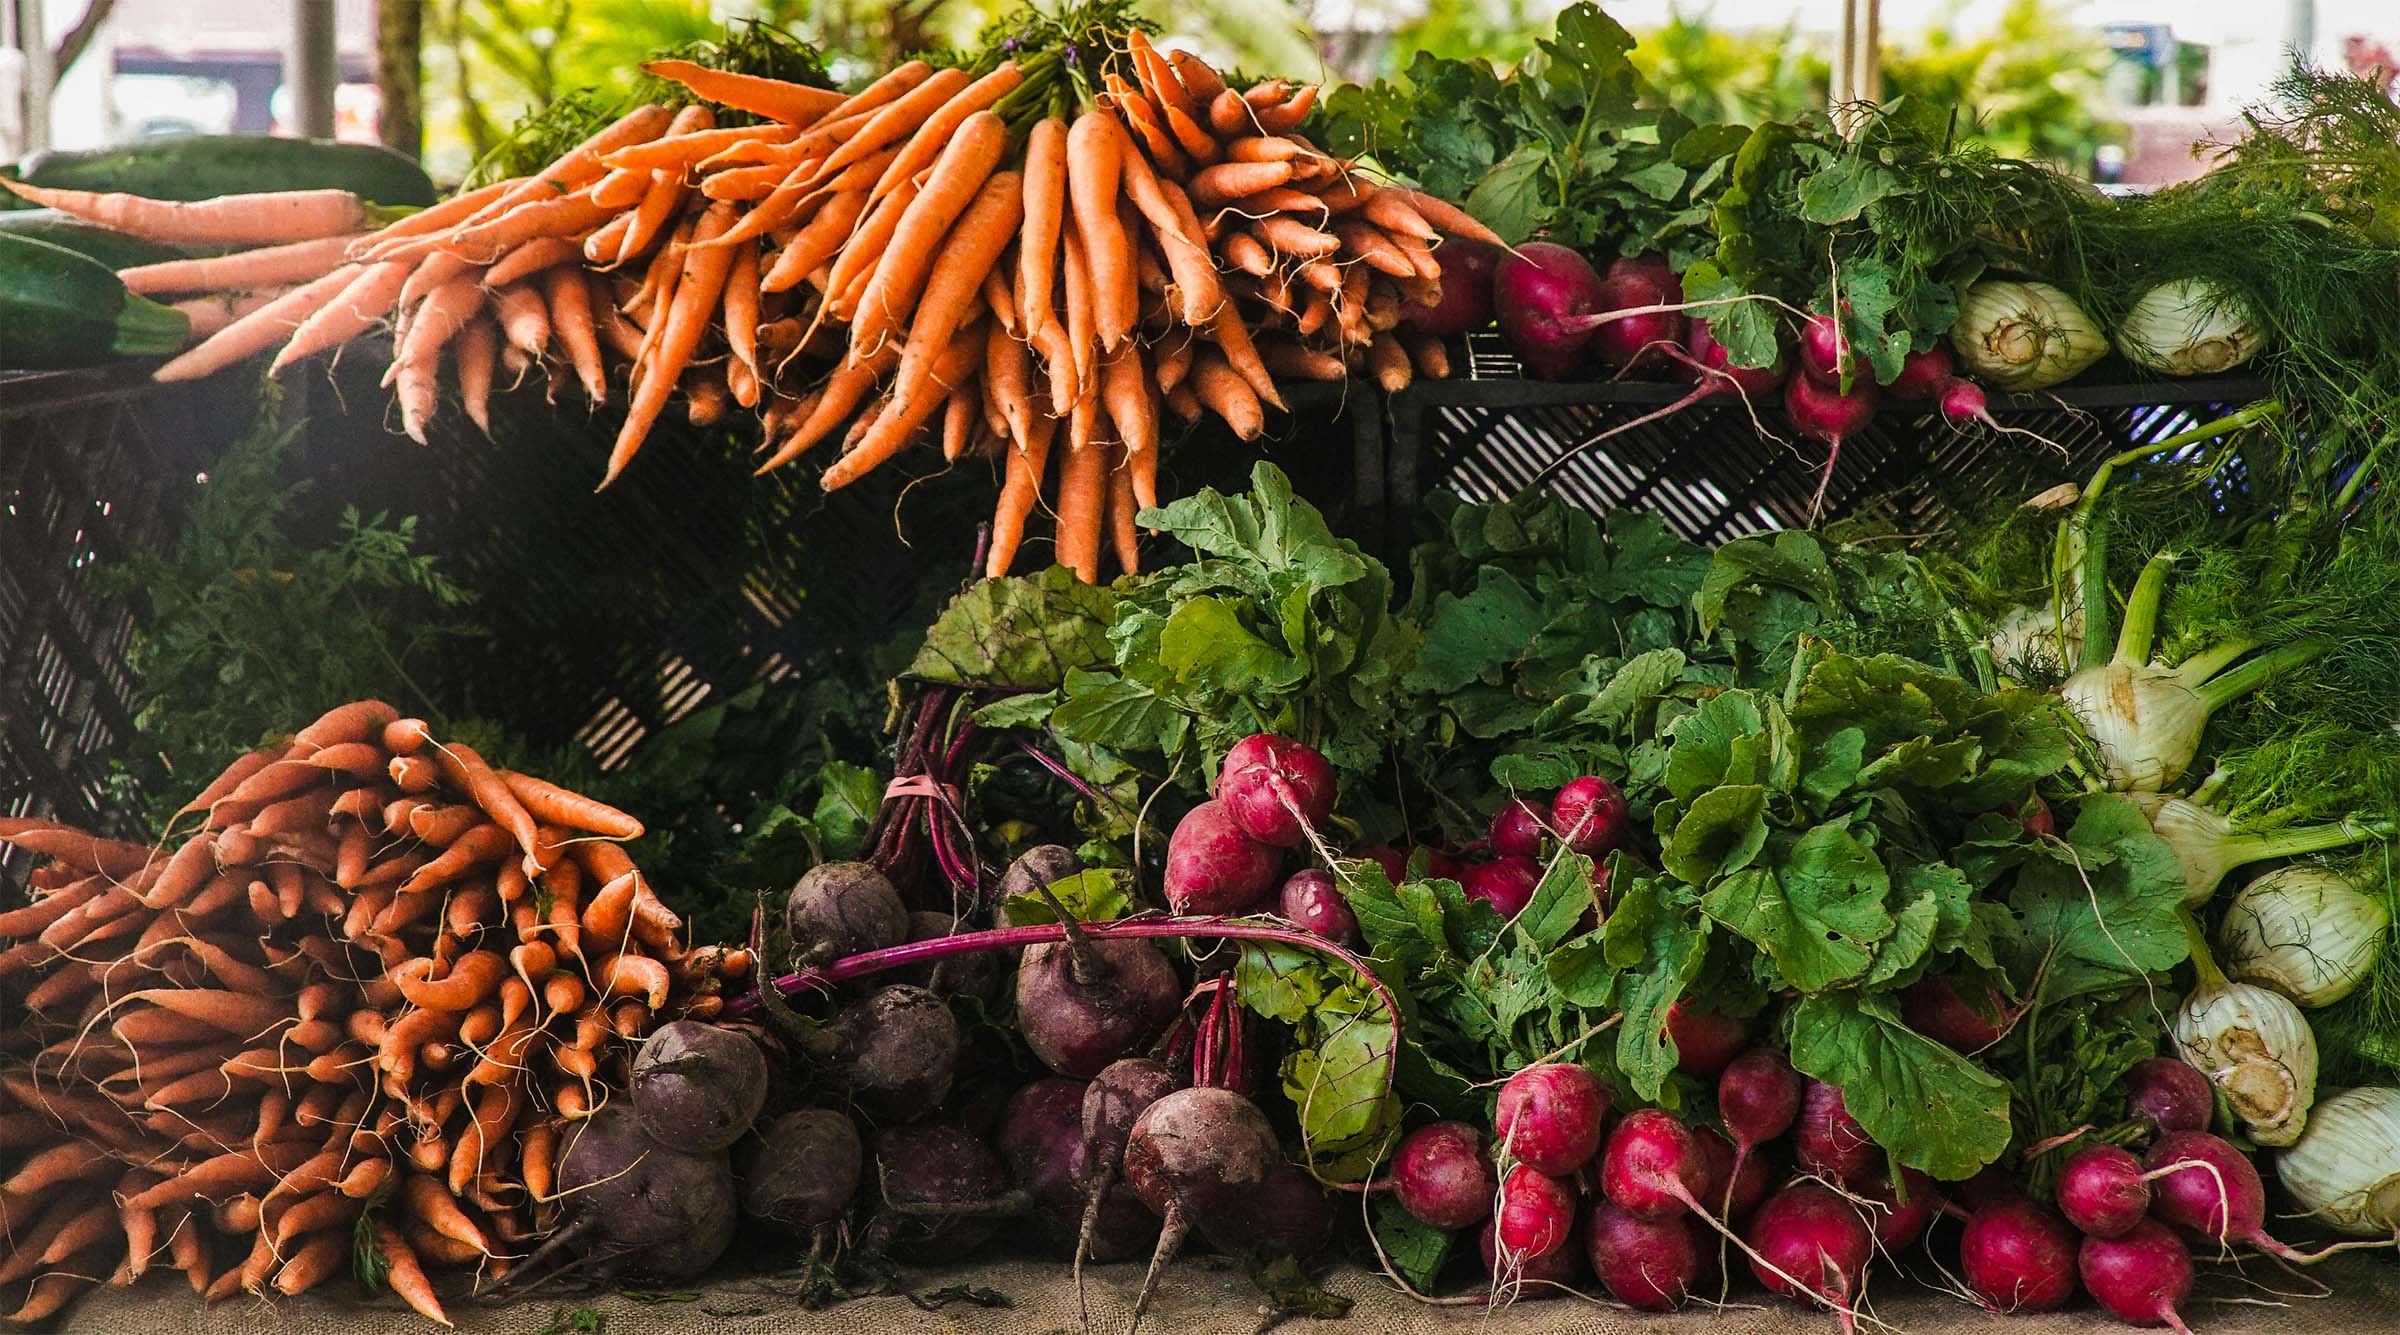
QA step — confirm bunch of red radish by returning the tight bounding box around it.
[1163,734,1345,922]
[1357,773,1633,923]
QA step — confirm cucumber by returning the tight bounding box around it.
[0,209,194,269]
[2,135,437,209]
[0,232,191,368]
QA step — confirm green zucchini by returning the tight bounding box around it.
[0,208,194,269]
[2,135,437,209]
[0,232,191,369]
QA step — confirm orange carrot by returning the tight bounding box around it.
[1066,111,1133,353]
[488,103,672,218]
[1105,441,1140,575]
[118,234,358,296]
[593,953,671,1009]
[760,187,865,293]
[1390,187,1503,244]
[847,110,1009,358]
[492,281,551,359]
[819,323,988,491]
[394,277,487,443]
[885,172,1022,415]
[1101,341,1160,460]
[152,264,362,382]
[1190,349,1265,439]
[863,61,1023,213]
[1255,214,1340,257]
[457,318,499,433]
[482,234,582,289]
[447,188,616,261]
[1254,84,1321,134]
[940,383,977,461]
[497,770,643,839]
[2,178,372,243]
[351,178,515,259]
[371,1221,451,1326]
[823,175,924,321]
[754,343,897,472]
[641,59,845,123]
[987,414,1056,578]
[1116,147,1224,327]
[548,267,605,401]
[600,200,739,487]
[616,174,690,266]
[725,242,760,377]
[1189,159,1296,207]
[1210,304,1285,409]
[1055,430,1107,584]
[400,1176,491,1255]
[702,162,791,202]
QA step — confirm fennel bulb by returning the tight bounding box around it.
[2219,867,2390,1006]
[1987,602,2085,683]
[2277,1087,2400,1237]
[2115,278,2264,377]
[2136,794,2392,906]
[1950,280,2108,391]
[2173,979,2319,1146]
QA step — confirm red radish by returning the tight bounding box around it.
[2013,796,2056,839]
[1796,312,1849,385]
[1696,1126,1771,1219]
[1960,1166,2023,1211]
[1719,1049,1804,1161]
[1960,1199,2081,1311]
[1935,376,2067,457]
[1488,798,1546,858]
[1795,1081,1878,1185]
[1605,254,1681,300]
[1278,870,1359,946]
[1359,845,1460,882]
[2124,1059,2213,1134]
[1402,238,1502,337]
[1461,856,1541,919]
[2139,1130,2370,1262]
[1898,975,2010,1052]
[1785,370,1879,521]
[1494,1062,1609,1175]
[1494,1164,1576,1259]
[1162,800,1280,914]
[1551,776,1628,858]
[1480,1216,1582,1289]
[2056,1144,2151,1238]
[1494,242,1606,380]
[1600,1108,1710,1220]
[1586,268,1686,374]
[1664,1002,1748,1077]
[1885,342,1954,399]
[1586,1199,1704,1310]
[1744,1184,1875,1330]
[1855,1168,1942,1250]
[1390,1121,1496,1229]
[1215,735,1334,848]
[1681,320,1788,397]
[2079,1220,2197,1333]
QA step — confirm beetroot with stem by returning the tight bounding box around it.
[1279,869,1360,946]
[997,1077,1146,1259]
[1488,798,1547,859]
[1745,1184,1875,1332]
[1122,1087,1281,1328]
[1495,1164,1576,1259]
[1855,1167,1942,1250]
[1480,1217,1583,1292]
[1552,775,1629,858]
[1164,799,1282,914]
[2125,1058,2215,1134]
[1015,920,1181,1079]
[1462,855,1542,919]
[784,860,909,971]
[2080,1220,2198,1333]
[805,983,959,1119]
[1216,734,1336,849]
[1402,237,1503,336]
[631,1019,767,1153]
[1072,1058,1181,1291]
[1664,1002,1749,1077]
[1495,1062,1610,1174]
[1494,241,1607,379]
[1785,371,1880,522]
[497,1104,738,1289]
[2056,1143,2152,1238]
[1795,1080,1879,1184]
[1587,1199,1705,1310]
[1391,1120,1496,1229]
[1198,1161,1331,1261]
[896,910,1004,1000]
[1960,1199,2081,1312]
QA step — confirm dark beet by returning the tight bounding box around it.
[870,1123,1010,1257]
[1197,1161,1330,1260]
[631,1020,768,1153]
[740,1108,862,1229]
[1015,938,1181,1079]
[1403,238,1502,336]
[812,983,958,1120]
[526,1104,738,1283]
[896,910,1003,1000]
[784,860,907,970]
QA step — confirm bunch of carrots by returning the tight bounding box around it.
[0,700,735,1327]
[1,13,1491,584]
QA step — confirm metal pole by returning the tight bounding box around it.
[293,0,336,138]
[1834,0,1857,122]
[1859,0,1882,107]
[17,0,53,154]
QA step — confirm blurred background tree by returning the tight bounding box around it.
[416,0,2114,179]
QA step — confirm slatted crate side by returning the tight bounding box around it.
[0,369,244,884]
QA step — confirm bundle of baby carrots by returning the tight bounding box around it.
[0,700,735,1327]
[6,11,1493,582]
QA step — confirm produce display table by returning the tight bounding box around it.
[54,1255,2400,1333]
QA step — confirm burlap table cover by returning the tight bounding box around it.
[52,1253,2400,1334]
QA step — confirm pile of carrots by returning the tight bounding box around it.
[0,20,1493,584]
[0,701,735,1326]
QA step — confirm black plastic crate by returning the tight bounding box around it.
[1375,331,2274,559]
